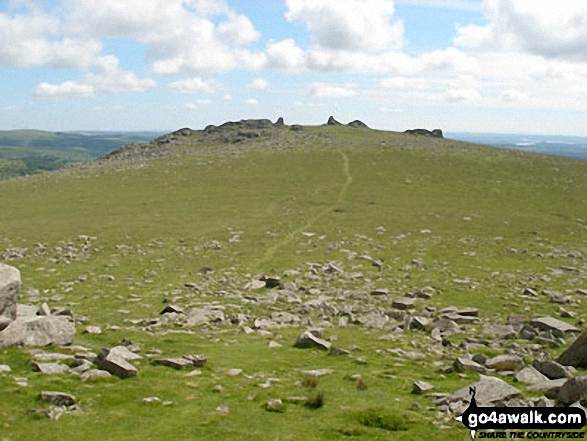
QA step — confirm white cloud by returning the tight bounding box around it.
[395,0,482,10]
[308,82,356,98]
[186,99,211,109]
[246,98,259,105]
[2,105,24,111]
[266,39,305,71]
[501,89,528,103]
[248,78,270,90]
[35,81,95,98]
[0,9,102,69]
[223,94,232,100]
[67,0,265,75]
[34,55,157,98]
[285,0,404,52]
[442,88,482,103]
[169,77,217,94]
[454,0,587,61]
[381,77,430,90]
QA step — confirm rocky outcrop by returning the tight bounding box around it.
[0,263,20,330]
[274,117,285,126]
[347,120,369,129]
[326,116,341,126]
[405,129,444,138]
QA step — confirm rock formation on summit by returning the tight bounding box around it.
[405,128,444,138]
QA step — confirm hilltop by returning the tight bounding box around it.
[0,119,586,440]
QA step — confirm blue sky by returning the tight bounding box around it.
[1,0,587,135]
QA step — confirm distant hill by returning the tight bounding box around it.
[448,132,587,160]
[0,130,163,180]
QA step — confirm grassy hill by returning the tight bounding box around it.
[0,130,161,180]
[0,121,586,440]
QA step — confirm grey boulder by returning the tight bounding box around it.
[0,264,20,329]
[0,315,75,348]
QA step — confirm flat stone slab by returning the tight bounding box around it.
[155,358,193,369]
[515,366,549,385]
[97,353,137,379]
[294,330,330,350]
[31,362,70,375]
[530,317,580,334]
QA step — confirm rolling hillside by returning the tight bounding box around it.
[0,120,586,440]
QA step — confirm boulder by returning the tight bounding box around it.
[558,376,587,405]
[392,297,416,310]
[450,375,521,407]
[31,362,70,375]
[182,354,207,367]
[412,381,434,394]
[557,329,587,368]
[532,360,574,379]
[294,330,331,350]
[274,117,285,126]
[528,378,568,398]
[97,352,137,379]
[454,357,485,373]
[486,355,524,371]
[39,391,76,407]
[0,264,20,329]
[515,366,549,385]
[0,316,75,348]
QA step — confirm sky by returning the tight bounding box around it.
[1,0,587,135]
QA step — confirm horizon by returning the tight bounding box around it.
[1,1,587,136]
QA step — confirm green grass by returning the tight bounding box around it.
[0,124,585,440]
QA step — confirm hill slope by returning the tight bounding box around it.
[0,120,586,440]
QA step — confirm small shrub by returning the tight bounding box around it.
[356,407,410,432]
[304,391,325,409]
[302,374,318,389]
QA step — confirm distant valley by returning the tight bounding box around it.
[0,130,162,180]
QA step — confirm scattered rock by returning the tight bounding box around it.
[294,330,331,351]
[39,391,76,407]
[515,366,549,385]
[486,355,524,371]
[0,264,20,330]
[530,316,579,335]
[532,360,574,380]
[557,329,587,368]
[160,305,185,315]
[155,358,193,370]
[0,316,75,348]
[96,349,138,379]
[392,297,416,310]
[182,354,207,367]
[454,357,485,373]
[263,399,285,412]
[558,376,587,405]
[31,362,70,375]
[412,381,434,394]
[450,375,521,407]
[0,364,11,374]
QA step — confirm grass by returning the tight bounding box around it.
[0,124,585,440]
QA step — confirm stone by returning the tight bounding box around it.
[412,381,434,394]
[528,378,568,398]
[160,304,185,315]
[37,303,51,316]
[186,307,225,326]
[31,362,70,375]
[0,316,75,348]
[486,355,525,371]
[268,341,282,349]
[80,369,112,382]
[245,279,266,290]
[143,396,161,404]
[83,326,102,334]
[39,391,76,407]
[97,350,138,379]
[392,297,416,310]
[0,364,11,374]
[156,358,193,369]
[431,319,461,339]
[264,399,285,412]
[103,346,142,361]
[409,316,431,330]
[274,117,285,126]
[301,368,333,377]
[530,317,579,335]
[450,375,521,407]
[182,354,207,367]
[294,330,331,351]
[405,129,443,138]
[557,329,587,368]
[557,375,587,404]
[454,357,485,373]
[515,366,549,385]
[532,360,574,379]
[482,324,517,340]
[329,346,351,356]
[0,263,20,329]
